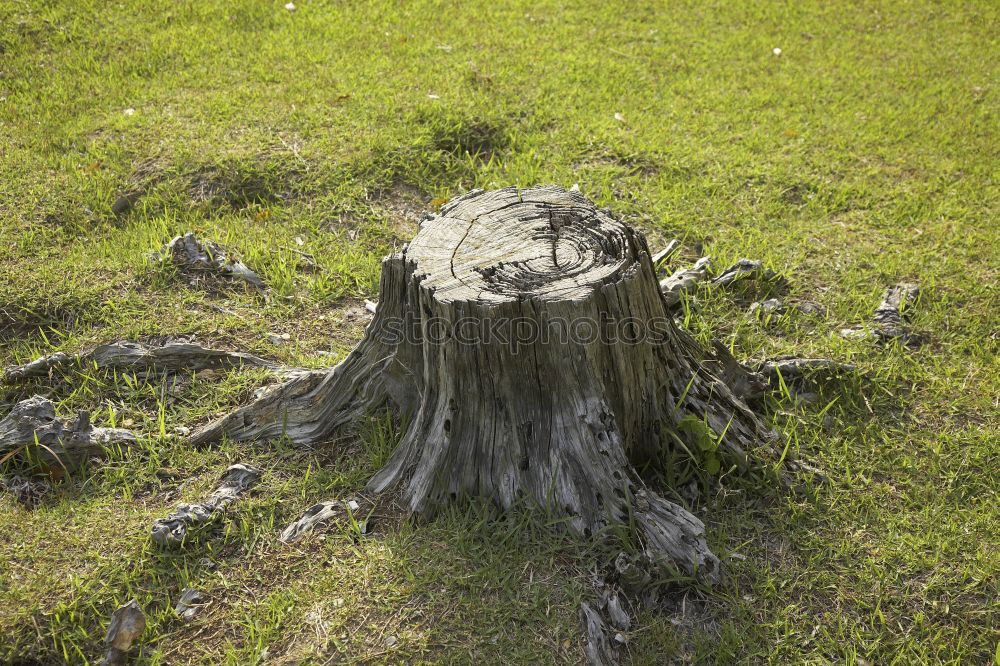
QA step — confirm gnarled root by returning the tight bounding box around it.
[0,396,136,470]
[151,463,261,547]
[3,340,277,384]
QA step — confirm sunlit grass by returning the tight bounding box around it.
[1,0,997,663]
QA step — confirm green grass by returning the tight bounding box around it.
[1,0,997,663]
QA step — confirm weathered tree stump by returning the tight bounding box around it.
[191,186,775,581]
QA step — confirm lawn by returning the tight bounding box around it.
[0,0,997,663]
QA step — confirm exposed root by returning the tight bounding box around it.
[580,601,620,666]
[842,283,923,346]
[153,232,265,288]
[3,340,277,384]
[759,358,857,384]
[712,258,786,289]
[150,463,261,547]
[660,256,786,306]
[0,396,136,470]
[650,239,681,267]
[660,257,712,306]
[702,341,769,402]
[633,489,720,584]
[279,498,365,543]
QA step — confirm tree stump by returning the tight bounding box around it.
[191,186,774,581]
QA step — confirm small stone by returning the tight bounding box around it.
[386,635,398,648]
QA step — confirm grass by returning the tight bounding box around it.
[0,0,997,663]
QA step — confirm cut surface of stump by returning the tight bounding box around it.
[191,186,776,582]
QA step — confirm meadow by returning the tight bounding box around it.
[0,0,997,663]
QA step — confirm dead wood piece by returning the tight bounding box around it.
[659,256,712,305]
[580,601,619,666]
[760,358,857,384]
[189,187,780,585]
[0,396,136,469]
[604,592,630,631]
[150,463,261,547]
[3,340,277,383]
[872,283,921,343]
[174,588,206,621]
[156,232,264,288]
[841,283,922,345]
[280,498,367,543]
[712,258,787,289]
[0,474,51,507]
[280,500,341,543]
[793,300,827,316]
[650,239,681,267]
[614,552,654,599]
[749,298,786,316]
[103,599,145,666]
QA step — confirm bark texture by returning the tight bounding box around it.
[150,463,261,547]
[3,340,276,384]
[0,396,136,469]
[190,186,776,581]
[841,283,922,345]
